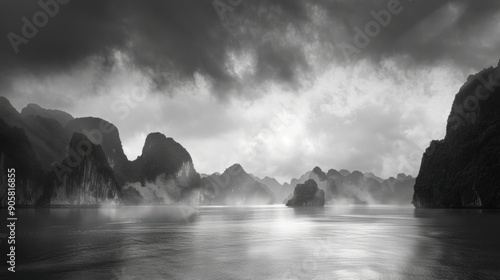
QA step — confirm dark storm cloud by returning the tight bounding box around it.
[0,0,312,97]
[314,0,500,68]
[0,0,125,72]
[110,0,314,94]
[1,0,499,98]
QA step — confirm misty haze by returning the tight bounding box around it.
[1,0,500,279]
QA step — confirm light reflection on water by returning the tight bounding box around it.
[2,205,500,280]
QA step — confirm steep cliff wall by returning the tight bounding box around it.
[413,61,500,208]
[0,97,68,171]
[286,179,325,207]
[0,97,202,206]
[66,117,130,186]
[41,133,119,206]
[121,133,201,204]
[0,119,45,206]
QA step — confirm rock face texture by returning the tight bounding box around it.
[40,133,119,206]
[66,117,130,185]
[279,166,414,205]
[286,179,325,207]
[0,97,201,206]
[252,175,283,201]
[0,119,45,207]
[280,171,312,203]
[310,167,414,205]
[0,97,68,171]
[21,103,74,126]
[200,164,275,205]
[121,133,201,204]
[413,61,500,208]
[133,133,198,183]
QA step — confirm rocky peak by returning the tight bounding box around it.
[346,170,364,184]
[0,96,22,127]
[66,117,129,184]
[414,60,500,208]
[224,163,244,174]
[396,173,410,181]
[261,176,281,185]
[312,166,327,180]
[138,133,194,181]
[21,103,74,126]
[338,169,351,176]
[41,132,119,206]
[327,169,341,178]
[286,179,325,207]
[200,164,274,205]
[447,62,500,139]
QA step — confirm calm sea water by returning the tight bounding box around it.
[2,205,500,280]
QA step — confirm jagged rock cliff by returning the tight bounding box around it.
[283,166,414,205]
[280,171,312,203]
[413,61,500,208]
[40,133,119,206]
[286,179,325,207]
[0,100,129,183]
[121,133,201,204]
[65,117,130,185]
[0,119,45,206]
[313,167,414,205]
[0,97,202,206]
[21,103,74,126]
[0,97,68,171]
[200,164,275,205]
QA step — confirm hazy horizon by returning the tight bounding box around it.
[2,0,499,183]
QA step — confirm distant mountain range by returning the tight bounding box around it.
[201,164,275,205]
[252,167,415,205]
[0,96,414,207]
[4,62,500,209]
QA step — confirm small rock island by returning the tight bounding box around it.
[286,179,325,207]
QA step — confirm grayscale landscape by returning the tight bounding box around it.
[1,0,500,279]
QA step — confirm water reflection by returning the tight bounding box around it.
[409,208,500,279]
[1,206,500,279]
[291,206,326,217]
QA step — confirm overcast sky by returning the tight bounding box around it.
[1,0,500,182]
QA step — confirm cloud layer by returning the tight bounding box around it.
[1,0,500,182]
